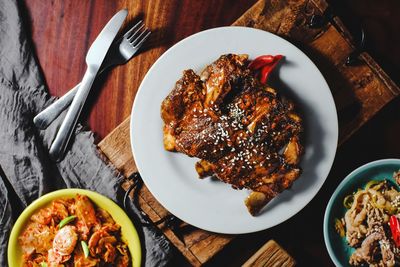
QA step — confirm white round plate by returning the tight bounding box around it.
[130,26,338,234]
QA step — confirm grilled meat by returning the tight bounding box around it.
[161,54,304,215]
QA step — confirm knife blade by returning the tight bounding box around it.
[49,9,128,161]
[85,9,128,69]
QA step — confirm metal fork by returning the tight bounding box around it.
[33,21,151,129]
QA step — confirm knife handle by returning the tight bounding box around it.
[33,85,78,129]
[49,68,96,161]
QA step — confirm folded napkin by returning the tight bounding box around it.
[0,0,172,266]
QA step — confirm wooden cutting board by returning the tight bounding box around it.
[242,240,295,267]
[98,0,400,265]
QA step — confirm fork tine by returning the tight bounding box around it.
[128,24,145,42]
[132,30,151,48]
[131,29,151,47]
[123,20,143,38]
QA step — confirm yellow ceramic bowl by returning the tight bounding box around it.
[8,189,141,267]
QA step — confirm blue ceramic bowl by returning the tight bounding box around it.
[323,159,400,266]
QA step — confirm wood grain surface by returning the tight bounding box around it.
[242,240,295,267]
[24,0,257,140]
[23,0,400,266]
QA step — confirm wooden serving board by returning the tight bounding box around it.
[242,240,295,267]
[98,0,400,265]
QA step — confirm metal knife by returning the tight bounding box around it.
[49,9,128,161]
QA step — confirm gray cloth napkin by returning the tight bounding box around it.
[0,0,172,266]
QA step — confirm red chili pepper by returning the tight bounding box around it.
[259,55,283,84]
[390,215,400,247]
[248,55,275,70]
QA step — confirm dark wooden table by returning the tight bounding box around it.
[23,0,400,266]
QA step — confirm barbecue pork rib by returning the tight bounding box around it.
[161,54,304,215]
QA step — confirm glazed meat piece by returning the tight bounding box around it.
[161,69,206,155]
[161,54,304,215]
[161,54,248,158]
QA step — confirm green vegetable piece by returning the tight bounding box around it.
[40,262,47,267]
[343,194,354,209]
[335,218,345,237]
[385,202,397,215]
[81,240,89,258]
[365,180,381,190]
[58,215,76,229]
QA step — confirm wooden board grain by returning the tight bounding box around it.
[242,240,295,267]
[97,0,400,265]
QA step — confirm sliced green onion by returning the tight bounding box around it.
[365,180,381,190]
[335,218,345,237]
[58,215,76,229]
[40,262,47,267]
[343,194,354,209]
[81,240,89,258]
